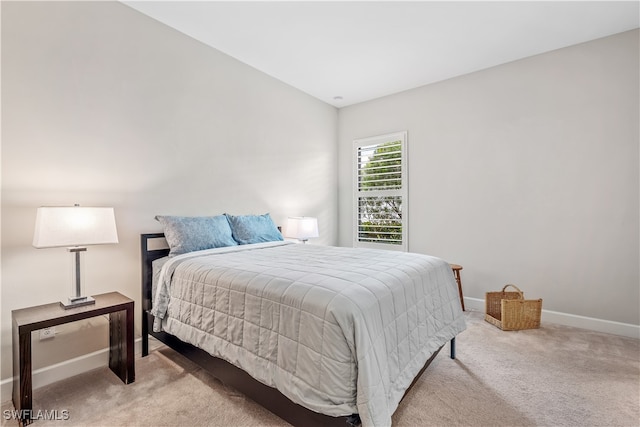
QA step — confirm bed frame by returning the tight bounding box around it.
[140,233,456,427]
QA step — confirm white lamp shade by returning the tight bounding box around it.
[33,206,119,248]
[285,217,319,240]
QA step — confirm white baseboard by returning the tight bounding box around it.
[464,297,640,339]
[1,338,142,405]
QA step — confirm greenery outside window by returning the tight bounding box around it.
[353,131,407,251]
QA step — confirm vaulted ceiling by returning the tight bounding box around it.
[123,1,639,107]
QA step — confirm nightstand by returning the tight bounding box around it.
[12,292,134,426]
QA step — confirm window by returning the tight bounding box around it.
[353,131,407,251]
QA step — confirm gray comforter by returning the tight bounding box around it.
[152,241,466,426]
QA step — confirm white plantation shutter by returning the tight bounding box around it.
[353,131,407,251]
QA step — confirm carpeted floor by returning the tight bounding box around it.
[2,310,638,426]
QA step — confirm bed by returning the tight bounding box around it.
[141,214,466,426]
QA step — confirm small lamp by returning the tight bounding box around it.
[33,205,119,309]
[285,217,319,244]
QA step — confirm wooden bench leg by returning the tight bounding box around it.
[454,271,465,311]
[450,264,465,311]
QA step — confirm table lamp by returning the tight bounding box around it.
[32,205,119,309]
[285,217,319,243]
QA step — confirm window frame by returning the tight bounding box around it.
[352,131,408,251]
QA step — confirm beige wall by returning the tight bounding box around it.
[338,30,639,327]
[1,1,338,395]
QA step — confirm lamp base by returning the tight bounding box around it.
[60,296,95,309]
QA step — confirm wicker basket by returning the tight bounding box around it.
[485,284,542,331]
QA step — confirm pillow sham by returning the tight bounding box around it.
[155,215,237,256]
[225,213,283,245]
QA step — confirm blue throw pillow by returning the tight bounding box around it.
[156,215,238,256]
[225,213,283,245]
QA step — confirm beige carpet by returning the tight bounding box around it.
[2,310,638,426]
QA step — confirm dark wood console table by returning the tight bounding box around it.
[12,292,134,425]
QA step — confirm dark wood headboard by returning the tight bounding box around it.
[140,233,169,311]
[140,233,169,356]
